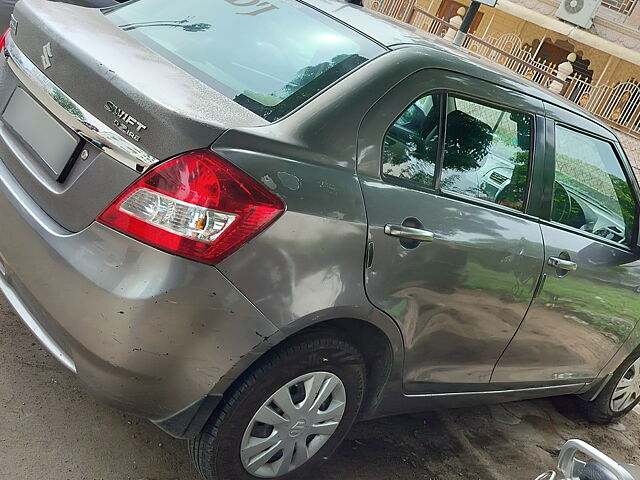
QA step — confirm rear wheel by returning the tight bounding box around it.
[579,350,640,424]
[190,332,366,480]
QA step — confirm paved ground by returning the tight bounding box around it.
[2,293,640,480]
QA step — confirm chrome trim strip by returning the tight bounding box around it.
[5,35,158,172]
[405,383,585,398]
[0,270,77,373]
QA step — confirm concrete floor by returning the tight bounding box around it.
[2,293,640,480]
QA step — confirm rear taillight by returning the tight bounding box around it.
[98,150,285,265]
[0,29,10,53]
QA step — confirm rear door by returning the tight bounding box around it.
[492,109,640,387]
[357,69,546,393]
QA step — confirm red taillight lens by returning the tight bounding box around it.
[0,28,10,53]
[98,150,285,265]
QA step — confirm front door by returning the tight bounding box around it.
[492,120,640,386]
[357,69,546,393]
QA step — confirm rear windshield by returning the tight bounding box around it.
[106,0,384,121]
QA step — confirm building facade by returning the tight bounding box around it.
[366,0,640,168]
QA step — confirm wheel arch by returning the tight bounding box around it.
[157,310,405,439]
[299,317,398,419]
[581,341,640,401]
[214,308,404,420]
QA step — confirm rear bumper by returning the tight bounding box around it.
[0,155,279,427]
[0,260,76,372]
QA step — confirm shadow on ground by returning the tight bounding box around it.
[2,295,639,480]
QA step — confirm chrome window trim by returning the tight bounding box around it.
[5,35,159,173]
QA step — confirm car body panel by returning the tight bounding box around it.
[209,60,409,412]
[0,56,140,231]
[12,0,266,162]
[492,222,640,385]
[362,177,545,391]
[0,154,279,420]
[0,0,122,31]
[2,0,266,230]
[356,68,546,392]
[492,110,640,386]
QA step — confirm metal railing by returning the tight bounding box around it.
[600,0,637,15]
[364,0,640,139]
[407,7,566,87]
[565,77,640,136]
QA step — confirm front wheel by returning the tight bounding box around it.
[579,350,640,424]
[190,332,366,480]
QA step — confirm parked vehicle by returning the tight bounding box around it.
[1,0,640,478]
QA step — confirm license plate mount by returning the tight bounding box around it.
[2,87,81,182]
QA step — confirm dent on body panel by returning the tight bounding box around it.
[215,147,370,329]
[14,221,279,415]
[364,182,544,387]
[224,212,364,323]
[494,229,640,383]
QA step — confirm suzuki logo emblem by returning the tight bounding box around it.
[288,419,307,438]
[41,42,53,70]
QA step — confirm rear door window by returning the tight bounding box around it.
[440,97,533,212]
[381,94,534,212]
[107,0,384,121]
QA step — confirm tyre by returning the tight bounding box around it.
[579,349,640,424]
[189,332,366,480]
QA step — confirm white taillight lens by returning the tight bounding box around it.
[119,188,237,243]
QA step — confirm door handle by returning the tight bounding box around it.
[548,256,577,271]
[384,224,434,242]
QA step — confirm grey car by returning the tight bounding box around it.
[1,0,640,478]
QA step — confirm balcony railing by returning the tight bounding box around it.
[364,0,640,139]
[600,0,637,15]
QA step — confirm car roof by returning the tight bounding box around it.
[304,0,618,140]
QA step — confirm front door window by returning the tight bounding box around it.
[551,126,637,246]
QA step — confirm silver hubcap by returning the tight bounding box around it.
[240,372,346,478]
[611,357,640,412]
